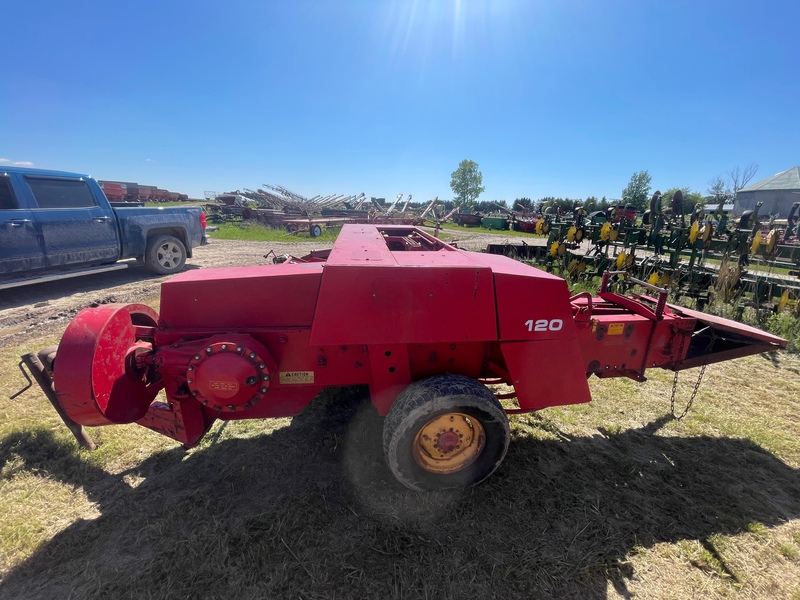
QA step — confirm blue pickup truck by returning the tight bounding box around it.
[0,166,206,289]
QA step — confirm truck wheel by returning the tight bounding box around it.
[310,224,323,238]
[145,235,186,275]
[383,374,510,491]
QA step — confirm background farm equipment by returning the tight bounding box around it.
[503,198,800,315]
[20,225,785,492]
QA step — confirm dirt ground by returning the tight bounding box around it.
[0,229,511,349]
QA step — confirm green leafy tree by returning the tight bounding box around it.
[621,170,652,211]
[662,187,706,212]
[450,159,485,211]
[583,196,599,213]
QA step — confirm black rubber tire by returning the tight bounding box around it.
[383,374,510,492]
[310,224,323,238]
[144,235,187,275]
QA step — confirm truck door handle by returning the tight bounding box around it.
[92,216,112,223]
[5,219,32,227]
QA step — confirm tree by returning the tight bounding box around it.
[450,159,485,211]
[728,163,759,197]
[621,170,652,211]
[514,197,533,212]
[662,187,705,212]
[706,175,730,199]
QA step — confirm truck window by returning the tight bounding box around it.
[0,177,18,209]
[26,178,98,209]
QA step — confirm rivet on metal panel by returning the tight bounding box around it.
[206,347,213,353]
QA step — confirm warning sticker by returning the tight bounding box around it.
[280,371,315,385]
[607,323,625,336]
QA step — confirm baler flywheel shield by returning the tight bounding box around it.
[412,412,486,475]
[53,303,161,426]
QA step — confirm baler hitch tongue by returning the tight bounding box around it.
[667,304,788,370]
[11,346,96,450]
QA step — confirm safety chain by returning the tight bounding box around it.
[670,364,707,420]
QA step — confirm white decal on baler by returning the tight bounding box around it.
[525,319,563,332]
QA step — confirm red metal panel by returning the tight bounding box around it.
[311,225,496,345]
[475,252,577,342]
[573,314,652,377]
[159,264,323,329]
[310,264,497,345]
[666,302,786,346]
[500,338,592,411]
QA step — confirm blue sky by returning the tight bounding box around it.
[1,0,797,202]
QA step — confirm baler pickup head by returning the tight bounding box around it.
[665,303,787,370]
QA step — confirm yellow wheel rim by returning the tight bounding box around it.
[568,259,579,275]
[600,222,611,242]
[751,230,762,255]
[648,272,659,285]
[778,290,789,313]
[689,221,700,243]
[609,228,619,242]
[766,229,778,254]
[412,412,486,474]
[567,225,577,242]
[535,220,543,234]
[616,251,627,269]
[550,241,560,257]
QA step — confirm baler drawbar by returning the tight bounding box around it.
[21,225,786,491]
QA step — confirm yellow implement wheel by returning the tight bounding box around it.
[701,223,713,243]
[766,229,778,254]
[625,252,635,268]
[411,412,485,475]
[383,374,511,491]
[778,290,790,313]
[535,220,544,234]
[541,222,551,234]
[568,258,579,276]
[751,230,763,255]
[648,272,660,286]
[689,221,700,243]
[609,227,619,242]
[575,227,585,242]
[600,222,611,242]
[658,274,671,288]
[567,225,577,243]
[616,251,627,269]
[557,241,567,257]
[550,241,560,257]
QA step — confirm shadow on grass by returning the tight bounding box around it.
[1,387,799,599]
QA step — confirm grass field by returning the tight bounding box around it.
[2,245,800,598]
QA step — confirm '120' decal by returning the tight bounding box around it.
[525,319,563,332]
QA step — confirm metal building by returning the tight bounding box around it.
[734,166,800,217]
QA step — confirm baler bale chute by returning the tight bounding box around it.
[20,225,787,491]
